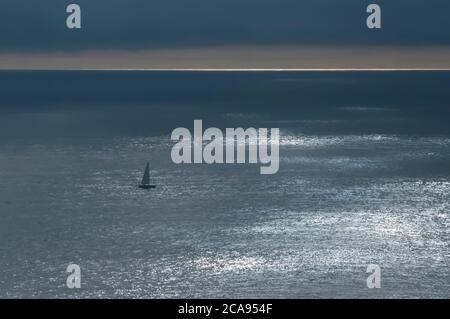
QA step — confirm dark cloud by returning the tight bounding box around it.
[0,0,449,52]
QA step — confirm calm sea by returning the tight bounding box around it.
[0,71,449,298]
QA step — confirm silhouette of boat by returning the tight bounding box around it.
[139,162,156,189]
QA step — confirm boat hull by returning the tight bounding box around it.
[139,184,156,189]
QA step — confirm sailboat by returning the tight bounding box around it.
[139,162,156,189]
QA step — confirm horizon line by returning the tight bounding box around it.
[2,68,450,72]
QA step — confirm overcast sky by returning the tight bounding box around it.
[1,0,449,69]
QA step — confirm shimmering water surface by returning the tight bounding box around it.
[0,71,449,298]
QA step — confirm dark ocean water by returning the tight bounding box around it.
[0,71,449,298]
